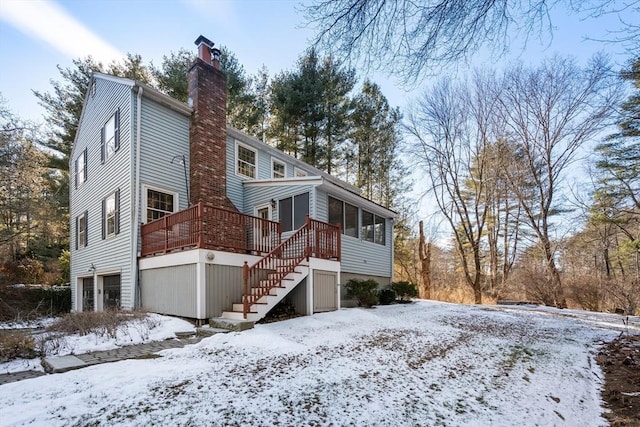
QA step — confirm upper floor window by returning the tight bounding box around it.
[236,142,256,178]
[294,167,307,177]
[76,211,88,249]
[361,210,385,245]
[102,189,120,239]
[272,158,286,179]
[101,109,120,163]
[74,148,87,189]
[328,196,359,238]
[145,187,176,223]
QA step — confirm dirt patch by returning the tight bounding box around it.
[597,334,640,427]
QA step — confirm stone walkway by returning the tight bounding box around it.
[0,328,227,386]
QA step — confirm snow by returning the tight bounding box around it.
[0,314,195,374]
[1,301,637,426]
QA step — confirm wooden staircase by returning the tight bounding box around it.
[220,216,340,323]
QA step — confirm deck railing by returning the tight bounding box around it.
[242,216,340,318]
[140,202,282,257]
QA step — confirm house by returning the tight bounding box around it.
[69,35,396,323]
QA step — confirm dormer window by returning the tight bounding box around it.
[101,109,120,163]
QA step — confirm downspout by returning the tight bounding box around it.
[132,86,143,308]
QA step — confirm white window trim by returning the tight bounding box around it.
[105,192,117,238]
[104,114,117,161]
[142,184,179,224]
[77,212,87,248]
[271,157,286,179]
[235,140,258,179]
[294,167,307,177]
[75,149,87,188]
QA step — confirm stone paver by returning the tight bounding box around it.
[0,327,227,385]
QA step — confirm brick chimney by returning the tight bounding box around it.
[188,35,235,210]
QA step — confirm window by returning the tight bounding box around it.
[74,148,87,189]
[145,188,175,223]
[294,167,307,177]
[237,143,256,178]
[76,211,88,249]
[279,192,309,232]
[328,196,359,238]
[361,210,386,245]
[272,158,286,179]
[102,189,120,239]
[101,109,120,163]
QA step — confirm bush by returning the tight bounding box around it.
[47,310,148,338]
[378,288,396,305]
[391,281,418,301]
[0,330,40,362]
[345,279,379,308]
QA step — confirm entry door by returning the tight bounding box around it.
[254,205,272,254]
[103,274,121,309]
[82,277,94,312]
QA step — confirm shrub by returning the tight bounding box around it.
[378,288,396,305]
[0,330,40,362]
[46,309,148,338]
[345,279,379,308]
[391,281,418,301]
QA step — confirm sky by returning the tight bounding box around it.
[1,0,635,123]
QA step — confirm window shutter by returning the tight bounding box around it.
[83,148,88,182]
[74,157,78,189]
[114,189,120,235]
[102,198,106,240]
[114,109,120,152]
[101,126,105,164]
[75,216,79,250]
[84,210,88,246]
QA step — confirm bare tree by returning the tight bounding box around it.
[406,77,496,304]
[303,0,639,84]
[496,54,621,307]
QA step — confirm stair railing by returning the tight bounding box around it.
[242,216,340,318]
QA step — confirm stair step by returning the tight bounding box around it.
[210,316,255,331]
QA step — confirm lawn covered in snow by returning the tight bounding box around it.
[1,301,636,426]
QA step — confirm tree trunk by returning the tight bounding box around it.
[418,220,431,299]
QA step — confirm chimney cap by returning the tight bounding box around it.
[194,35,214,49]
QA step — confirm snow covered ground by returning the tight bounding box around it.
[1,301,637,426]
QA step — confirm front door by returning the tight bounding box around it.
[103,274,121,309]
[82,277,94,312]
[254,205,272,254]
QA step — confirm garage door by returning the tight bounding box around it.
[313,270,337,312]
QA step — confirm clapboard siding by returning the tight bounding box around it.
[288,279,308,315]
[205,264,244,318]
[70,77,135,310]
[139,96,190,222]
[315,188,393,278]
[140,265,197,317]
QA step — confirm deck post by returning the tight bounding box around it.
[243,261,249,319]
